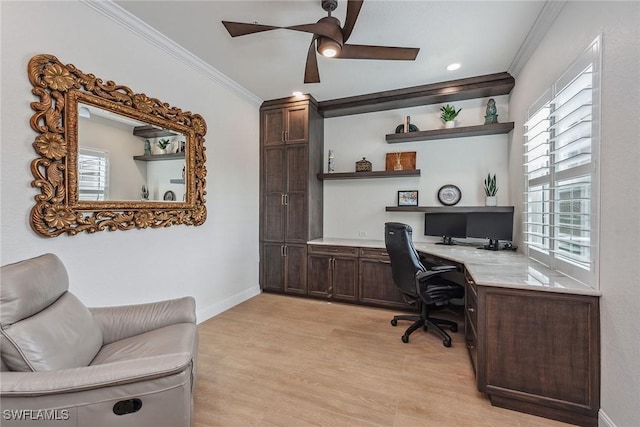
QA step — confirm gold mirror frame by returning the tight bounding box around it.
[28,54,207,237]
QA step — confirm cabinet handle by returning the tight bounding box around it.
[467,306,475,313]
[281,245,287,257]
[283,130,289,142]
[378,260,391,264]
[284,194,288,205]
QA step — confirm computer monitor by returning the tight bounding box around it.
[424,213,467,245]
[466,211,514,249]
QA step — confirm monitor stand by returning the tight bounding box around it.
[435,236,456,245]
[480,239,501,251]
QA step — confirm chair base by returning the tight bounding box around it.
[391,314,458,347]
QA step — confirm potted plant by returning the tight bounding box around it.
[157,138,171,154]
[440,104,461,128]
[484,173,498,206]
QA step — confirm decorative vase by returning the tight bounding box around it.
[485,196,497,206]
[151,144,164,155]
[445,120,456,129]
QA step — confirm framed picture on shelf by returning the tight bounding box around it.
[397,190,419,207]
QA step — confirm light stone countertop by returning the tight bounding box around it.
[308,238,601,297]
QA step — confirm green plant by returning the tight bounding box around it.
[440,104,461,122]
[484,173,498,196]
[157,139,171,149]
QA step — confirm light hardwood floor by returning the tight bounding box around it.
[194,293,571,427]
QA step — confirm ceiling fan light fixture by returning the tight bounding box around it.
[318,37,341,58]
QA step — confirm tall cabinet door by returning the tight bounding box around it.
[285,144,308,243]
[284,244,307,295]
[284,104,308,144]
[263,109,285,147]
[262,243,284,292]
[263,147,286,242]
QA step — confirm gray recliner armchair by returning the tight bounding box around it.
[0,253,198,427]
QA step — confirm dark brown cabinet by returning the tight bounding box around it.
[475,285,600,426]
[358,248,412,310]
[259,95,323,294]
[307,245,358,302]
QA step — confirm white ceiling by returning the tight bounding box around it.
[115,0,547,102]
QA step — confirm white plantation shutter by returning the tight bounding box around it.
[523,37,600,287]
[78,148,109,201]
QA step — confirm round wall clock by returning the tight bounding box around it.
[437,185,461,206]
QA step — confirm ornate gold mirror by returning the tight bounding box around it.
[28,54,207,237]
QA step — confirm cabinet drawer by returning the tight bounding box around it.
[359,247,389,260]
[308,245,358,256]
[465,285,478,330]
[464,268,477,292]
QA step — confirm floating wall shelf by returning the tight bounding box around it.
[317,169,421,180]
[386,122,515,144]
[133,153,185,161]
[385,206,514,213]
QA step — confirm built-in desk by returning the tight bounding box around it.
[307,238,601,426]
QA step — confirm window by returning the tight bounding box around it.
[523,37,600,287]
[78,148,109,201]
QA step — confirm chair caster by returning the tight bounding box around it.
[390,319,398,326]
[401,335,409,343]
[443,339,451,347]
[450,325,458,333]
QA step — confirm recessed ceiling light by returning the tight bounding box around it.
[292,91,303,97]
[447,63,461,71]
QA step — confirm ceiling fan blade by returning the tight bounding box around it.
[287,22,344,44]
[304,37,320,84]
[342,0,364,43]
[339,44,420,60]
[222,21,279,37]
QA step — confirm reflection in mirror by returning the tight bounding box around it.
[77,103,187,202]
[28,53,207,237]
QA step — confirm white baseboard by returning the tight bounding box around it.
[599,409,616,427]
[196,286,261,324]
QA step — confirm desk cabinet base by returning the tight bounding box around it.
[477,286,600,427]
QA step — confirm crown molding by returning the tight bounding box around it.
[508,1,567,78]
[80,0,262,106]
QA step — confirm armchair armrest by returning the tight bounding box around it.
[0,353,192,396]
[90,297,195,345]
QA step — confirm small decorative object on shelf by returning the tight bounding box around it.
[144,140,151,156]
[141,185,149,200]
[355,157,372,172]
[440,104,461,129]
[437,184,462,206]
[328,149,335,172]
[395,123,419,133]
[393,152,403,170]
[385,151,416,171]
[484,98,498,124]
[157,138,171,154]
[397,190,419,207]
[484,173,498,206]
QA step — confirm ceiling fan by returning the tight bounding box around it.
[222,0,420,84]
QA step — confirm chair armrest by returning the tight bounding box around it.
[90,297,196,345]
[0,353,193,396]
[416,265,457,281]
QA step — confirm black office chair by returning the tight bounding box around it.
[384,222,465,347]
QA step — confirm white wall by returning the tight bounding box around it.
[323,96,510,242]
[507,2,640,426]
[0,1,261,321]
